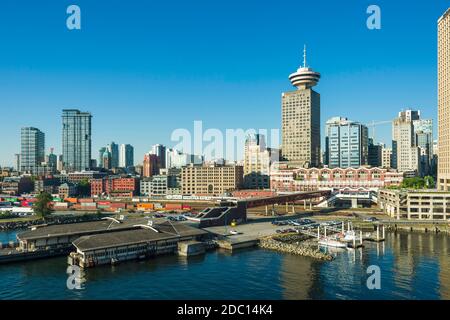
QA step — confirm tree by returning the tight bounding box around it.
[424,176,435,189]
[33,192,53,220]
[77,178,91,197]
[400,177,435,190]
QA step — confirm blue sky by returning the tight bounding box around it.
[0,0,448,166]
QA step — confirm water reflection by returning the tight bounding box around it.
[0,231,448,300]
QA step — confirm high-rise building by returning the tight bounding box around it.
[243,134,276,189]
[14,154,20,172]
[438,8,450,190]
[368,138,382,167]
[62,109,92,172]
[107,142,119,168]
[101,149,112,169]
[45,148,57,174]
[281,46,321,168]
[119,144,134,168]
[382,147,392,169]
[143,153,159,177]
[98,147,107,168]
[392,110,421,174]
[20,127,45,174]
[151,144,166,169]
[57,155,64,172]
[165,149,204,168]
[324,117,368,169]
[414,119,433,176]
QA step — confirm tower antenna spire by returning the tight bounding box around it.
[303,44,307,68]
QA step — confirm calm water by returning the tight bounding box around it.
[0,231,449,300]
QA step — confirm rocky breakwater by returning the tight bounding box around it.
[0,214,108,231]
[259,234,333,261]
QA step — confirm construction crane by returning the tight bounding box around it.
[366,120,391,142]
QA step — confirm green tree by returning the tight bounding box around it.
[33,192,53,220]
[400,177,433,190]
[77,178,91,197]
[424,176,435,189]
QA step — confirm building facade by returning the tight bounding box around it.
[143,153,159,178]
[270,164,403,192]
[20,127,45,174]
[281,47,321,168]
[165,149,204,169]
[392,110,421,174]
[91,177,139,198]
[243,134,275,189]
[62,109,92,172]
[151,144,166,170]
[368,138,382,167]
[119,144,134,168]
[438,9,450,190]
[382,147,392,169]
[181,164,244,196]
[324,117,368,168]
[379,189,450,220]
[107,142,119,169]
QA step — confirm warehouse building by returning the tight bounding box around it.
[69,221,208,268]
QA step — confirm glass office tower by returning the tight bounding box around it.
[62,109,92,172]
[20,127,45,174]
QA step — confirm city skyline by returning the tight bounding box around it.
[0,1,447,167]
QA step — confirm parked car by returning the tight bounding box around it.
[364,217,378,222]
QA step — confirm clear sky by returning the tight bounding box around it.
[0,0,448,166]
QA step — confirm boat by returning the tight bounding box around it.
[318,237,347,248]
[343,230,357,242]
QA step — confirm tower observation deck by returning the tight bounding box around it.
[288,45,321,89]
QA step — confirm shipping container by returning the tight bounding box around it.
[110,203,126,209]
[165,203,182,210]
[53,202,69,208]
[79,198,94,203]
[137,203,154,210]
[81,202,97,207]
[97,201,111,206]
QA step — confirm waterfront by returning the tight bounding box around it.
[0,230,448,300]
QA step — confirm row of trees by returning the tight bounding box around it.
[398,176,435,190]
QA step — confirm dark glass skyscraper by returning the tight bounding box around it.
[62,109,92,172]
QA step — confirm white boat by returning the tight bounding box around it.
[318,237,347,248]
[343,230,356,241]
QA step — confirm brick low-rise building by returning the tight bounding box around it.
[270,164,404,192]
[91,177,139,198]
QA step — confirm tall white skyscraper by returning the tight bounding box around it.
[281,46,321,168]
[119,144,134,168]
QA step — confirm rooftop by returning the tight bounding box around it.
[438,8,450,23]
[72,222,207,251]
[17,218,149,241]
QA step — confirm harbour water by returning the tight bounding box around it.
[0,230,448,300]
